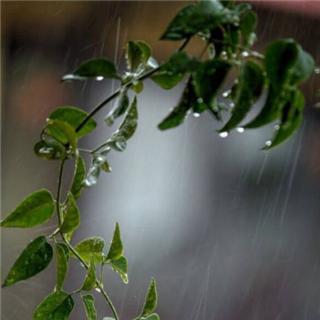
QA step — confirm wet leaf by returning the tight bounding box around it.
[239,10,257,47]
[71,155,86,199]
[126,41,152,72]
[34,136,66,160]
[109,256,128,284]
[49,106,97,138]
[60,192,80,235]
[55,243,69,292]
[63,58,118,81]
[193,59,231,106]
[105,89,130,126]
[81,260,96,291]
[44,119,77,151]
[3,236,53,287]
[161,0,235,40]
[106,223,123,262]
[33,291,74,320]
[82,294,97,320]
[219,60,264,132]
[73,237,105,264]
[1,189,54,228]
[264,89,304,149]
[140,279,158,317]
[158,79,197,130]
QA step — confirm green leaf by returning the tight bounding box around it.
[138,314,160,320]
[264,89,304,149]
[82,294,97,320]
[158,79,198,130]
[55,243,69,292]
[109,256,128,284]
[126,41,152,72]
[219,60,264,132]
[81,260,96,291]
[151,52,198,90]
[132,80,144,94]
[63,58,118,81]
[161,0,236,40]
[33,291,74,320]
[3,236,53,287]
[71,155,86,199]
[73,237,105,264]
[245,39,314,128]
[1,189,54,228]
[44,119,77,151]
[106,223,123,261]
[239,10,257,47]
[34,136,66,160]
[193,59,231,106]
[60,192,80,235]
[108,96,138,148]
[140,278,158,317]
[105,89,130,126]
[49,106,97,138]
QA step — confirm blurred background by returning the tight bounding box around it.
[1,1,320,319]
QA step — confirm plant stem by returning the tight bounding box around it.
[55,160,120,320]
[75,38,191,134]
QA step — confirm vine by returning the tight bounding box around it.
[1,1,317,319]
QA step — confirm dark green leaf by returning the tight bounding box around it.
[82,294,97,320]
[33,291,74,320]
[71,155,86,199]
[1,189,54,228]
[264,90,304,149]
[193,59,231,106]
[49,106,97,138]
[60,192,80,235]
[55,243,69,292]
[106,223,123,262]
[239,10,257,47]
[219,60,264,132]
[81,260,96,291]
[151,52,199,90]
[105,89,130,126]
[44,119,77,152]
[132,80,144,93]
[158,79,196,130]
[161,0,236,40]
[140,278,158,317]
[109,256,128,284]
[63,58,118,81]
[126,41,152,72]
[73,237,105,264]
[3,236,53,287]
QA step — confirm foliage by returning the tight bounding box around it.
[1,0,317,319]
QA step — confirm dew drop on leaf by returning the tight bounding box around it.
[219,131,229,138]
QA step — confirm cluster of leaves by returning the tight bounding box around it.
[1,0,316,319]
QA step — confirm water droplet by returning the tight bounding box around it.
[241,51,249,58]
[222,90,231,98]
[95,288,101,293]
[219,131,228,138]
[96,76,104,81]
[197,97,203,104]
[274,124,280,130]
[314,67,320,74]
[229,102,235,108]
[236,127,244,133]
[265,140,272,147]
[193,112,200,118]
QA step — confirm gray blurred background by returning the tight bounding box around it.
[1,1,320,319]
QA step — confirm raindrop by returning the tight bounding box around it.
[236,127,244,133]
[219,131,228,138]
[95,288,101,293]
[241,51,249,58]
[229,102,235,108]
[83,175,97,187]
[193,112,200,118]
[274,124,280,130]
[222,90,231,98]
[96,76,104,81]
[265,140,272,147]
[197,97,203,104]
[314,67,320,74]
